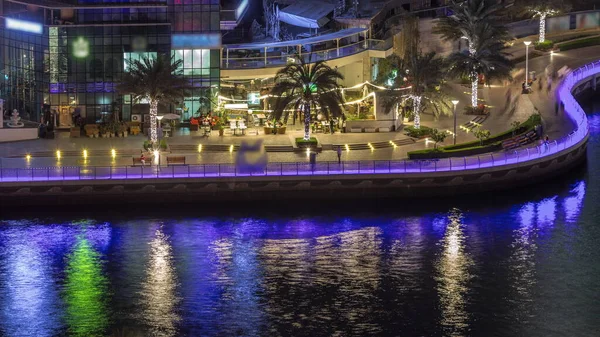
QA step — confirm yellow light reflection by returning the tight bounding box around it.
[436,208,471,334]
[141,228,180,337]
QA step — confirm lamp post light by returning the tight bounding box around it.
[451,100,459,145]
[155,115,164,168]
[524,41,532,87]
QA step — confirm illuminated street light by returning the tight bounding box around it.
[524,41,532,86]
[452,100,459,145]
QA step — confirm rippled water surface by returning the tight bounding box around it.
[2,110,600,336]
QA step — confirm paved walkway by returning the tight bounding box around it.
[1,46,599,169]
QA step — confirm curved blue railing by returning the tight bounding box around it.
[0,61,597,182]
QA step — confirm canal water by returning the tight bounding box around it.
[1,103,600,337]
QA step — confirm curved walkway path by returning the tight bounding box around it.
[0,54,595,183]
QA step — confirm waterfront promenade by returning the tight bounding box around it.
[0,46,598,186]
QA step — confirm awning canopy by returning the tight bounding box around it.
[278,1,335,28]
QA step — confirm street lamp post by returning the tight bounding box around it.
[524,41,532,87]
[451,100,459,145]
[155,115,164,168]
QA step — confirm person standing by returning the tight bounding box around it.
[330,119,335,134]
[336,146,342,164]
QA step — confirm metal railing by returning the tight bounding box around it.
[0,60,596,183]
[222,39,391,69]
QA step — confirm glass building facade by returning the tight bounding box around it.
[0,0,221,126]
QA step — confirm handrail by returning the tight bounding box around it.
[222,39,390,69]
[0,60,596,183]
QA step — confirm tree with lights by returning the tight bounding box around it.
[446,25,513,111]
[271,57,345,140]
[382,52,452,129]
[516,0,572,43]
[434,0,508,108]
[117,55,191,145]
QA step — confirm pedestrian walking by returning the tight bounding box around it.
[309,151,317,172]
[538,77,543,91]
[140,152,146,166]
[330,119,335,134]
[336,146,342,164]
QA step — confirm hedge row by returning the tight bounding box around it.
[558,36,600,51]
[407,114,541,159]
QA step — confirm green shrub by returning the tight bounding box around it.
[143,139,168,151]
[296,137,318,147]
[407,114,541,159]
[558,36,600,51]
[404,125,433,138]
[534,40,554,51]
[408,142,502,159]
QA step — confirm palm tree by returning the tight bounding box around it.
[447,30,513,108]
[382,52,451,129]
[434,0,508,55]
[516,0,571,43]
[117,54,192,144]
[271,56,345,140]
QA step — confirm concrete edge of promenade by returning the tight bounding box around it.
[0,60,597,205]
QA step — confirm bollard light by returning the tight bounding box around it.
[111,149,116,158]
[83,149,88,159]
[345,144,350,152]
[56,150,61,159]
[198,144,202,153]
[25,154,31,161]
[229,145,234,153]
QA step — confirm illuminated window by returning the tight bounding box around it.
[171,49,210,76]
[123,52,157,72]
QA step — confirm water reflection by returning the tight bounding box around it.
[0,228,61,337]
[63,236,109,337]
[140,228,180,337]
[259,226,383,335]
[563,181,586,222]
[507,203,538,326]
[435,209,471,336]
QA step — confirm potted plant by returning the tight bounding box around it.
[99,123,109,138]
[190,117,199,131]
[217,119,225,136]
[118,123,128,137]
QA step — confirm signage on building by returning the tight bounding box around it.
[171,34,221,49]
[5,18,43,34]
[73,37,90,58]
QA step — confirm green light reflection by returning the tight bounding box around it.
[63,237,109,337]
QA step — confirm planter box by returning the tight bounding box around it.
[70,127,81,138]
[263,126,286,134]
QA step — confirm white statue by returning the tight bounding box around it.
[7,108,24,128]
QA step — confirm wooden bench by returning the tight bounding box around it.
[350,127,362,133]
[379,127,391,132]
[166,156,186,165]
[132,157,146,166]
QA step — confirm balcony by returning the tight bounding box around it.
[221,28,393,70]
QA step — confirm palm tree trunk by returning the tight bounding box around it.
[149,99,158,144]
[471,74,478,108]
[539,13,547,43]
[413,95,422,129]
[303,103,311,141]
